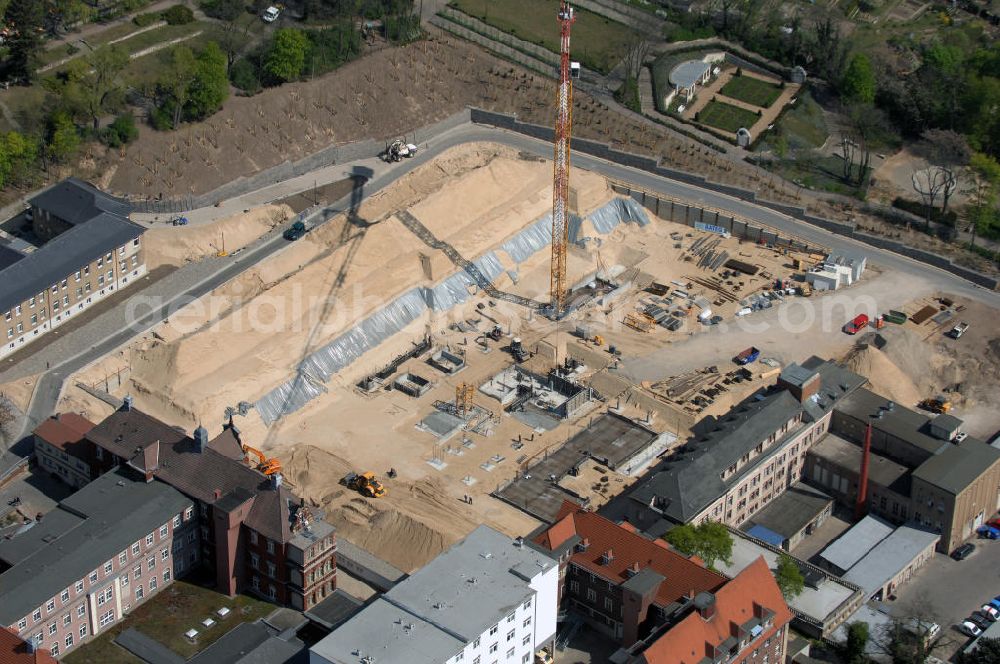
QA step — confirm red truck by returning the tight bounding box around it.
[844,314,869,335]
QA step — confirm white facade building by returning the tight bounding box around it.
[310,526,558,664]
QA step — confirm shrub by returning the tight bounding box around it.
[149,105,175,131]
[736,67,743,76]
[133,11,160,26]
[100,113,139,147]
[229,57,261,94]
[162,5,195,25]
[891,197,958,226]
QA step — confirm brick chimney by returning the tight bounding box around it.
[142,441,159,482]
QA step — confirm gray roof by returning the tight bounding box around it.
[304,589,364,630]
[629,390,804,522]
[0,206,142,314]
[799,357,868,422]
[912,440,1000,495]
[187,621,306,664]
[929,413,963,435]
[0,244,24,270]
[384,525,554,640]
[0,467,191,625]
[311,598,465,664]
[780,363,818,389]
[834,388,948,458]
[808,433,911,494]
[28,177,131,225]
[842,524,939,599]
[819,515,895,573]
[669,60,710,89]
[744,483,832,539]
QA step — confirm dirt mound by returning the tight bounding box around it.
[845,343,923,407]
[327,498,450,572]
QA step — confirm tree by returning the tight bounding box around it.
[621,35,650,83]
[187,42,229,120]
[870,600,952,664]
[43,0,91,36]
[45,111,80,164]
[265,28,309,83]
[845,621,869,664]
[3,130,39,185]
[913,129,971,215]
[68,44,130,130]
[163,46,198,129]
[3,0,45,81]
[912,166,956,231]
[965,152,1000,248]
[665,521,733,569]
[774,553,804,599]
[959,637,1000,664]
[202,0,245,20]
[841,53,876,104]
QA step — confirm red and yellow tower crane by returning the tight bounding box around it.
[550,0,577,318]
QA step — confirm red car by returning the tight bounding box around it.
[844,314,869,335]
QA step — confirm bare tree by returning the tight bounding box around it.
[913,166,957,231]
[621,35,650,82]
[912,129,971,216]
[868,597,955,664]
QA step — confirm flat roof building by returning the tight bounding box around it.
[818,515,895,576]
[311,525,558,664]
[742,483,834,551]
[841,525,939,601]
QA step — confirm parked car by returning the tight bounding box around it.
[952,543,976,560]
[977,525,1000,539]
[283,220,306,241]
[988,598,1000,612]
[981,605,1000,621]
[262,5,281,22]
[969,612,992,630]
[960,621,983,638]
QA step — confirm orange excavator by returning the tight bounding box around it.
[243,444,282,475]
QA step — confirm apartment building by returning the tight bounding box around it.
[0,468,196,658]
[310,525,558,664]
[805,388,1000,553]
[533,504,793,664]
[602,358,866,533]
[1,178,146,360]
[33,413,97,489]
[81,401,338,611]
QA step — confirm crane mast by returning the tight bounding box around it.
[550,0,576,317]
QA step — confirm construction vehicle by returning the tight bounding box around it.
[509,337,529,363]
[919,396,952,414]
[383,139,418,162]
[242,445,282,475]
[488,325,503,342]
[342,471,386,498]
[593,334,605,346]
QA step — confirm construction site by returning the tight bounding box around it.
[42,10,1000,576]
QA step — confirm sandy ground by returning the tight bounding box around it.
[142,205,293,269]
[0,373,40,414]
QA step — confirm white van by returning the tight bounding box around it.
[262,6,281,22]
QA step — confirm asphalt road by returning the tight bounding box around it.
[10,122,1000,455]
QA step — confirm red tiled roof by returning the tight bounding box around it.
[32,413,96,452]
[0,628,58,664]
[639,557,794,664]
[533,506,727,607]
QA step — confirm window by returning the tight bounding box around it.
[161,548,169,561]
[119,551,128,565]
[99,609,115,627]
[46,600,55,613]
[74,271,81,282]
[489,643,499,654]
[62,614,70,626]
[250,531,258,545]
[75,580,83,594]
[29,297,35,308]
[147,556,155,571]
[146,533,154,546]
[135,586,144,601]
[61,279,67,290]
[507,613,515,624]
[267,585,276,600]
[506,629,515,642]
[160,525,168,538]
[17,618,26,630]
[122,574,129,587]
[14,305,20,315]
[60,589,69,603]
[173,515,181,528]
[149,577,157,591]
[106,252,112,262]
[16,322,22,333]
[523,616,532,628]
[76,605,85,618]
[252,576,260,590]
[266,539,275,554]
[506,648,515,658]
[48,623,57,635]
[184,507,193,520]
[267,561,276,578]
[522,654,531,664]
[522,635,530,646]
[35,632,42,644]
[106,270,113,282]
[490,624,498,636]
[604,597,613,611]
[50,644,58,657]
[474,658,480,664]
[79,625,87,638]
[89,570,98,584]
[132,542,140,556]
[586,588,597,602]
[133,239,140,247]
[6,328,11,339]
[250,553,260,569]
[474,638,480,648]
[133,566,141,579]
[163,570,171,583]
[104,560,113,575]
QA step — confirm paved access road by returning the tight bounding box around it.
[6,122,999,453]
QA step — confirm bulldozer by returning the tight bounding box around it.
[242,445,282,476]
[919,396,952,414]
[342,471,387,498]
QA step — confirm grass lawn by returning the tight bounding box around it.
[448,0,637,74]
[719,75,782,108]
[761,154,871,198]
[774,91,828,150]
[63,579,275,664]
[697,100,760,133]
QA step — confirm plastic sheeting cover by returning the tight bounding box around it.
[255,197,649,424]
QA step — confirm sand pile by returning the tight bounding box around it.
[327,499,451,572]
[846,344,923,407]
[143,204,292,269]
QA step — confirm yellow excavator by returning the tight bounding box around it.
[918,396,952,414]
[243,445,282,476]
[342,471,387,498]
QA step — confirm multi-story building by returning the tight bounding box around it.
[1,178,146,360]
[805,387,1000,553]
[602,358,866,533]
[80,401,338,611]
[33,413,97,489]
[1,627,58,664]
[0,468,197,658]
[532,503,793,664]
[310,525,558,664]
